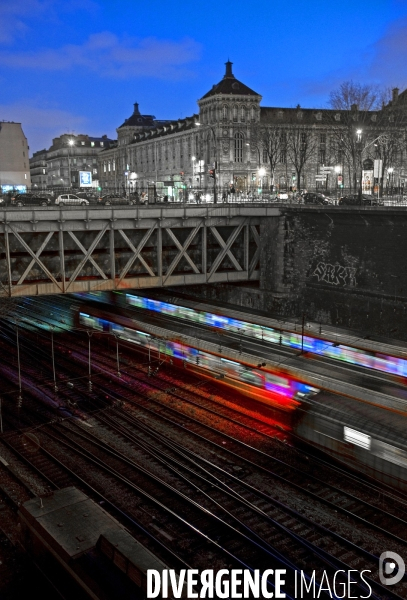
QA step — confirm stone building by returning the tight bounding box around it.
[0,121,31,192]
[30,133,114,190]
[98,62,407,199]
[29,148,48,189]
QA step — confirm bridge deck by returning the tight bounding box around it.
[0,205,279,297]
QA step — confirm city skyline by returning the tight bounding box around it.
[1,0,406,155]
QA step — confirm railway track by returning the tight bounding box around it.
[1,320,407,598]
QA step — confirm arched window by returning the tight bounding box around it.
[233,105,238,122]
[234,132,244,163]
[222,105,228,121]
[241,106,246,122]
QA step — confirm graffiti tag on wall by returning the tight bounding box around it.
[312,262,357,286]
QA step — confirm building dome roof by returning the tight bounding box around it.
[118,102,155,128]
[201,61,260,99]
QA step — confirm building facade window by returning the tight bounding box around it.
[233,105,238,122]
[234,132,244,162]
[319,133,327,164]
[280,132,287,163]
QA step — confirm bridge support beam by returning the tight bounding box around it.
[0,205,272,297]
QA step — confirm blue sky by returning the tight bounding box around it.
[1,0,406,155]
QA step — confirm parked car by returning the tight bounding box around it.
[11,193,53,207]
[302,192,332,205]
[75,191,99,204]
[0,195,11,207]
[97,194,135,206]
[273,192,289,201]
[339,194,382,206]
[55,194,89,206]
[128,192,148,205]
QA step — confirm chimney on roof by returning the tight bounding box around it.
[133,102,140,115]
[392,88,399,103]
[351,103,358,112]
[224,60,234,78]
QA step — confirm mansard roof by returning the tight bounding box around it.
[260,105,380,125]
[200,61,260,99]
[132,114,199,144]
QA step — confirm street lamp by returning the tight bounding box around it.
[195,122,218,204]
[387,167,394,197]
[191,156,196,192]
[67,139,75,189]
[355,130,364,202]
[258,167,266,199]
[334,165,341,201]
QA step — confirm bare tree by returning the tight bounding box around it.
[250,125,284,189]
[371,102,406,195]
[327,81,406,196]
[327,82,384,194]
[328,81,383,111]
[285,123,318,192]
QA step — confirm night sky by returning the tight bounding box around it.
[1,0,406,155]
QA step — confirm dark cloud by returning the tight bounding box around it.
[367,16,407,88]
[0,0,98,44]
[0,1,44,43]
[0,32,201,80]
[289,15,407,106]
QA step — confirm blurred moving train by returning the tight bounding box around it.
[77,304,407,493]
[78,307,317,411]
[74,290,407,379]
[123,293,407,380]
[295,395,407,493]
